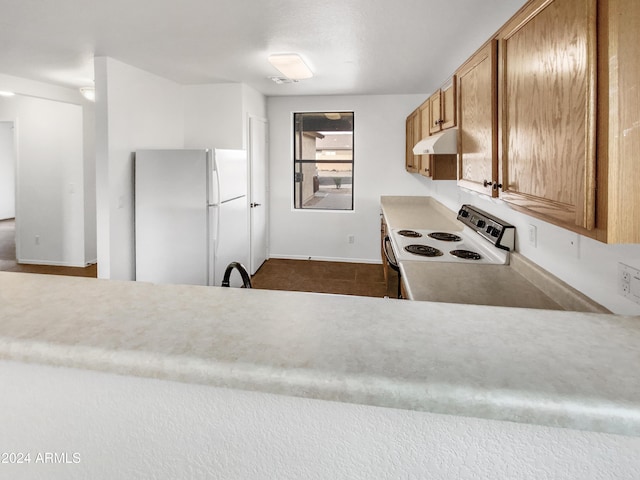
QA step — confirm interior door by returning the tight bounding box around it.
[249,116,268,275]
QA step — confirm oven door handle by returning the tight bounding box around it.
[383,235,400,272]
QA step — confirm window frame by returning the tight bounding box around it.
[292,111,355,211]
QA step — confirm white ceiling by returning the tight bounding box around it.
[0,0,527,96]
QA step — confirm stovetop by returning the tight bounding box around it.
[389,205,515,265]
[391,228,509,264]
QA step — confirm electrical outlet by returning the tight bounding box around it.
[619,263,640,304]
[35,235,40,245]
[347,234,355,244]
[528,224,537,247]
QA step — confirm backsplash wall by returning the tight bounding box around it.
[414,177,640,316]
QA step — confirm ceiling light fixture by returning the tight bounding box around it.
[79,87,95,102]
[268,54,313,80]
[324,113,341,120]
[0,91,16,97]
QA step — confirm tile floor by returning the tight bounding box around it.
[250,258,387,298]
[1,218,384,295]
[0,218,97,278]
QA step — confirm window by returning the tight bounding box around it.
[293,112,354,210]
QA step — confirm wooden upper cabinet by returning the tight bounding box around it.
[418,96,456,180]
[428,91,442,134]
[405,109,420,173]
[428,78,457,134]
[441,78,457,130]
[418,99,432,176]
[456,40,498,196]
[497,0,597,230]
[595,0,640,243]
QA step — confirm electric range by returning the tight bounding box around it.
[389,205,515,265]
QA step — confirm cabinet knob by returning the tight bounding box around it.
[483,180,503,190]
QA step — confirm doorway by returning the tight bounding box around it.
[0,121,16,267]
[248,116,268,275]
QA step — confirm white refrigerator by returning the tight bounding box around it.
[134,148,249,287]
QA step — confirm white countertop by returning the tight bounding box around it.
[380,196,608,313]
[380,195,462,231]
[399,261,564,309]
[1,271,639,436]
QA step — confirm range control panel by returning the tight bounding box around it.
[457,205,515,251]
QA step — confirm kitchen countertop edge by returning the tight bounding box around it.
[0,272,639,437]
[2,331,639,438]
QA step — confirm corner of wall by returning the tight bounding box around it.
[95,57,184,280]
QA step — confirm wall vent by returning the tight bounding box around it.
[269,76,298,84]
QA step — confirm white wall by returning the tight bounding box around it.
[183,84,244,149]
[95,57,184,280]
[0,121,15,220]
[0,96,86,266]
[267,94,429,262]
[82,105,97,263]
[17,97,84,266]
[96,65,265,281]
[413,179,640,315]
[183,83,266,150]
[242,83,268,139]
[0,73,96,266]
[1,359,638,480]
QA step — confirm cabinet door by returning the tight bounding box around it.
[498,0,597,230]
[456,40,498,196]
[441,77,457,130]
[431,155,457,180]
[596,0,640,243]
[418,100,432,177]
[419,156,432,177]
[428,90,442,134]
[405,110,420,173]
[417,96,456,179]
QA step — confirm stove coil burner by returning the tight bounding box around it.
[450,249,482,260]
[397,230,422,238]
[404,245,444,257]
[428,232,462,242]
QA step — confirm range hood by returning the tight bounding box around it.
[412,128,458,155]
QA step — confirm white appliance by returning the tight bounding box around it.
[388,205,515,265]
[391,228,509,264]
[412,128,458,155]
[383,205,515,299]
[135,148,249,287]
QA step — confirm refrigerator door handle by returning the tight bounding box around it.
[208,205,219,286]
[209,152,220,206]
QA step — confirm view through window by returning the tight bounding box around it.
[293,112,354,210]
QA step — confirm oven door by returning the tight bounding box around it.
[382,235,401,299]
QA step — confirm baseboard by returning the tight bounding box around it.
[268,254,382,265]
[16,258,90,268]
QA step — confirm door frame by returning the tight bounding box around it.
[0,118,19,261]
[248,115,269,275]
